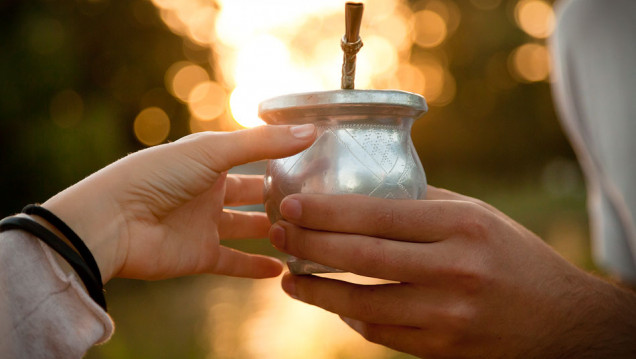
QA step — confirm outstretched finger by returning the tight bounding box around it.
[184,125,316,174]
[210,246,283,278]
[219,210,270,239]
[224,174,265,206]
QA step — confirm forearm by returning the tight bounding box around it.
[558,275,636,358]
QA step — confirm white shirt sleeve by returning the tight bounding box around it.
[0,228,114,358]
[550,0,636,282]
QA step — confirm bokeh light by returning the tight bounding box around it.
[412,9,448,48]
[188,81,227,121]
[380,62,426,95]
[411,53,456,105]
[358,35,399,79]
[514,0,555,39]
[509,43,551,82]
[133,107,171,146]
[418,0,461,37]
[229,86,267,128]
[203,274,392,359]
[372,6,413,52]
[165,61,210,103]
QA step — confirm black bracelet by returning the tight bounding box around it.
[0,216,107,311]
[22,204,103,287]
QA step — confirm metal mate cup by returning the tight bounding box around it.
[259,89,428,274]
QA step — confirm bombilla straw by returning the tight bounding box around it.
[341,2,364,89]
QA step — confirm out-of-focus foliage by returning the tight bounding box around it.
[0,0,190,214]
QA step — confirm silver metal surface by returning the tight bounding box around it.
[260,90,428,275]
[259,90,428,124]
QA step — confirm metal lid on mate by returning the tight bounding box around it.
[258,89,428,125]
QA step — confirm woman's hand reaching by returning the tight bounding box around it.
[39,124,316,283]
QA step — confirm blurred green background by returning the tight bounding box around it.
[0,0,595,358]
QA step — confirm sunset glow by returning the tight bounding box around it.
[149,0,458,131]
[125,0,558,144]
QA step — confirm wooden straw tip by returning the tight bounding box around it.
[345,3,364,18]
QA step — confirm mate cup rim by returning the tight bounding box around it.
[258,89,428,125]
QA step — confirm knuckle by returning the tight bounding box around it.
[371,205,398,235]
[411,204,434,221]
[428,334,462,358]
[456,268,484,294]
[349,237,392,275]
[296,280,316,304]
[358,325,408,355]
[292,228,313,259]
[437,256,491,296]
[189,132,225,170]
[452,266,490,296]
[455,202,494,240]
[245,124,269,139]
[348,287,379,320]
[428,304,477,355]
[445,302,477,333]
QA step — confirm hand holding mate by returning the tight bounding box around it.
[270,187,636,358]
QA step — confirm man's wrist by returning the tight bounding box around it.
[565,274,636,358]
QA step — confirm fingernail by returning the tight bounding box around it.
[281,273,298,299]
[280,197,302,220]
[290,124,315,139]
[269,224,286,249]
